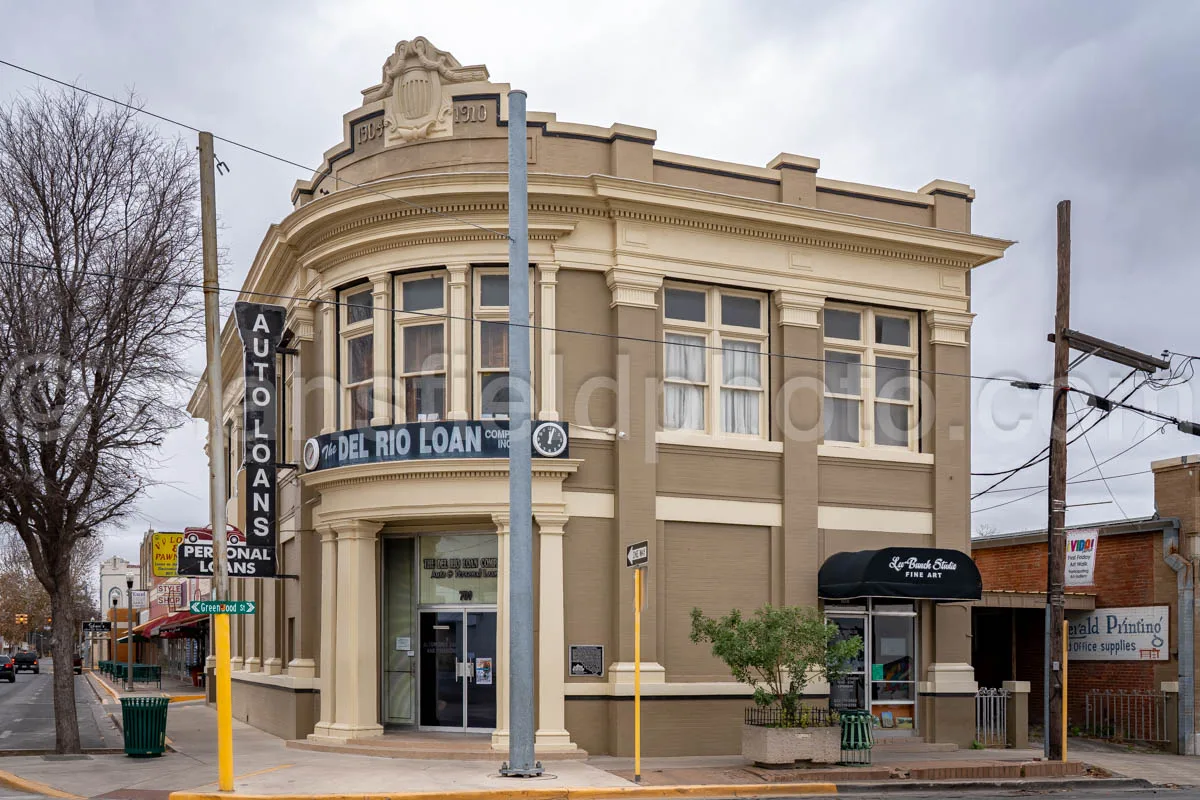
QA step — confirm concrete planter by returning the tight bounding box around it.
[742,723,841,767]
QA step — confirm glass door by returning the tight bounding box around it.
[418,609,498,730]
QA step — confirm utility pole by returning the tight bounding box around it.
[1044,200,1070,761]
[501,89,540,779]
[199,131,233,792]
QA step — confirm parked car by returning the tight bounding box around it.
[13,651,38,674]
[73,655,82,675]
[0,655,14,682]
[183,525,245,546]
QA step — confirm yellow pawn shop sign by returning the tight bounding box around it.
[151,532,184,577]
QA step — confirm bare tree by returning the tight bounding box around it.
[0,91,200,753]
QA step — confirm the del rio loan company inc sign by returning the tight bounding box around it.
[303,420,569,471]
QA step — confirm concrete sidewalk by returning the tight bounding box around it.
[89,669,206,704]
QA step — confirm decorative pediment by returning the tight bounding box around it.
[360,37,489,146]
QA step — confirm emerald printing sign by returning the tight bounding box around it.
[1068,606,1169,661]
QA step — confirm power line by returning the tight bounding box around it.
[0,58,511,241]
[1068,393,1127,517]
[0,257,1032,386]
[972,423,1168,514]
[971,468,1149,496]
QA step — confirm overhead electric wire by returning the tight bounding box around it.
[972,423,1169,514]
[1068,393,1128,517]
[0,58,511,241]
[0,257,1035,387]
[970,468,1149,496]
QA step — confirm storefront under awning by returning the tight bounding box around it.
[818,547,982,601]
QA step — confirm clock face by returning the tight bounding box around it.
[532,423,567,458]
[303,438,321,471]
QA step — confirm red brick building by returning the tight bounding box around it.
[971,455,1199,740]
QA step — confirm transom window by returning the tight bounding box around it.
[395,272,447,422]
[339,285,374,428]
[823,305,917,450]
[663,284,767,437]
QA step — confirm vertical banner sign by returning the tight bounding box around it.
[1065,528,1099,587]
[234,302,286,579]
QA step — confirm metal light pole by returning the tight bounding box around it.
[501,88,540,778]
[125,573,135,692]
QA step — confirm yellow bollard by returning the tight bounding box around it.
[215,613,234,791]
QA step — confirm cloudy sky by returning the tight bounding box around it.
[1,1,1197,565]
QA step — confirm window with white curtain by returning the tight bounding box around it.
[663,284,767,437]
[395,272,446,422]
[340,285,374,428]
[822,304,918,450]
[473,268,533,419]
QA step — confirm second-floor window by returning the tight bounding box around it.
[663,284,767,437]
[475,271,511,419]
[340,285,374,428]
[396,273,446,422]
[823,304,917,450]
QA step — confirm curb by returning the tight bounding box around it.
[836,776,1154,794]
[87,670,122,703]
[169,784,839,800]
[0,768,85,800]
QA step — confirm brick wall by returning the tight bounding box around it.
[974,530,1176,725]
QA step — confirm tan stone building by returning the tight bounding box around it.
[188,37,1011,755]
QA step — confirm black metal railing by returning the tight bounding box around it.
[744,705,838,728]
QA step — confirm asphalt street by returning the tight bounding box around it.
[0,658,117,752]
[846,792,1191,799]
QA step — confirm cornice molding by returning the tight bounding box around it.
[606,268,662,309]
[775,291,824,329]
[927,310,975,347]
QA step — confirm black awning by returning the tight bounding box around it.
[818,547,982,601]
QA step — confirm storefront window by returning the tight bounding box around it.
[419,534,498,605]
[826,599,918,731]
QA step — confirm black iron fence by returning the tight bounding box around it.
[1084,689,1168,743]
[744,706,838,728]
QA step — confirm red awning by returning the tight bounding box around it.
[134,611,204,638]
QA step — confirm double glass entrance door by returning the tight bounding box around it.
[419,610,497,730]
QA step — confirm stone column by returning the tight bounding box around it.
[775,291,824,605]
[535,512,576,750]
[925,309,977,746]
[330,520,383,740]
[320,291,337,433]
[491,513,511,750]
[262,579,282,675]
[1004,680,1030,749]
[244,578,261,672]
[537,264,559,421]
[447,264,470,421]
[370,274,391,425]
[310,526,338,739]
[606,268,664,682]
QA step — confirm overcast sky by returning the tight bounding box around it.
[1,1,1197,566]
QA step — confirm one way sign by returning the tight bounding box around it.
[626,540,648,568]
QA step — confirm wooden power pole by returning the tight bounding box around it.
[1045,200,1071,761]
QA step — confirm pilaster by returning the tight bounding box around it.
[370,275,391,425]
[537,264,560,421]
[534,512,577,751]
[329,519,384,740]
[447,264,470,421]
[491,513,511,751]
[310,526,338,739]
[320,291,337,434]
[244,578,261,673]
[776,290,824,606]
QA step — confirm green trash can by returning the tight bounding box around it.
[120,696,169,757]
[839,709,874,765]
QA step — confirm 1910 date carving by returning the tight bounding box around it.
[454,103,488,124]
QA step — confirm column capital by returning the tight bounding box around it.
[537,263,560,283]
[318,289,337,306]
[606,268,662,309]
[316,525,337,544]
[927,310,975,347]
[286,304,316,343]
[535,513,569,535]
[775,291,824,328]
[492,513,510,535]
[334,520,383,541]
[369,273,390,293]
[447,263,470,282]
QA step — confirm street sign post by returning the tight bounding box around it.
[625,539,649,784]
[190,600,257,615]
